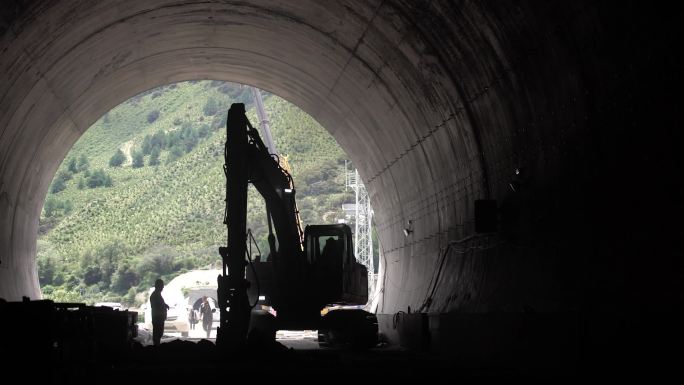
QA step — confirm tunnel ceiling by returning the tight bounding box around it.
[1,0,674,326]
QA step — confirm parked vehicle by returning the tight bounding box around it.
[94,302,123,311]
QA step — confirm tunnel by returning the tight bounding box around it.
[0,0,681,379]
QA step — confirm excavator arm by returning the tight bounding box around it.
[243,115,304,270]
[217,103,308,346]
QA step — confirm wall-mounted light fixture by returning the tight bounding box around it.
[508,167,525,193]
[403,220,414,237]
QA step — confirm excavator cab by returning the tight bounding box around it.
[305,224,368,306]
[246,224,367,318]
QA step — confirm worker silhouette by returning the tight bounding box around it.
[188,307,197,330]
[321,237,342,262]
[320,237,344,273]
[150,278,169,346]
[318,237,343,294]
[199,296,214,339]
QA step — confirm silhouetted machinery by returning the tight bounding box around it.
[0,298,138,367]
[215,103,377,349]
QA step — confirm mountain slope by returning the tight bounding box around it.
[38,81,351,305]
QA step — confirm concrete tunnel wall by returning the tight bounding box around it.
[1,0,681,370]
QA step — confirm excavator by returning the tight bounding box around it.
[215,103,377,350]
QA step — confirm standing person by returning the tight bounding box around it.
[150,278,170,346]
[188,307,197,330]
[199,296,214,339]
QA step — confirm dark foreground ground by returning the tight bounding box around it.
[7,337,579,385]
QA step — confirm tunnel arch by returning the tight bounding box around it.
[2,0,495,306]
[2,0,680,372]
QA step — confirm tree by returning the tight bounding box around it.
[51,177,67,194]
[67,157,78,173]
[51,170,73,193]
[142,135,152,155]
[43,197,61,217]
[65,274,80,291]
[166,145,184,164]
[77,154,89,172]
[109,149,126,167]
[111,260,139,294]
[87,169,109,188]
[132,150,144,168]
[125,287,140,307]
[203,97,218,116]
[82,264,102,286]
[80,240,127,288]
[137,246,179,287]
[210,114,227,131]
[63,200,73,214]
[182,126,198,152]
[151,130,167,150]
[43,288,82,303]
[52,271,65,286]
[166,131,180,148]
[149,147,160,166]
[104,174,113,187]
[38,250,57,285]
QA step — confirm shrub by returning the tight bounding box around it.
[87,169,112,188]
[147,110,160,123]
[109,149,126,167]
[51,177,67,194]
[132,151,144,168]
[50,170,73,193]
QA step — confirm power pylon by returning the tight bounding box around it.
[345,164,375,306]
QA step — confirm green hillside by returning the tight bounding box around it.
[37,81,352,306]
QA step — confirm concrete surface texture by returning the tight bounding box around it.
[0,0,681,377]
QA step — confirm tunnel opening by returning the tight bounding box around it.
[1,0,681,381]
[36,79,382,348]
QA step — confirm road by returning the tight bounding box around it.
[139,323,319,349]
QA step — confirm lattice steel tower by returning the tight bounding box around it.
[346,165,375,306]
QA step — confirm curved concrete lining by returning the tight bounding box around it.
[1,1,680,369]
[0,0,488,306]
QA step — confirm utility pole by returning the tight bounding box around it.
[250,87,277,154]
